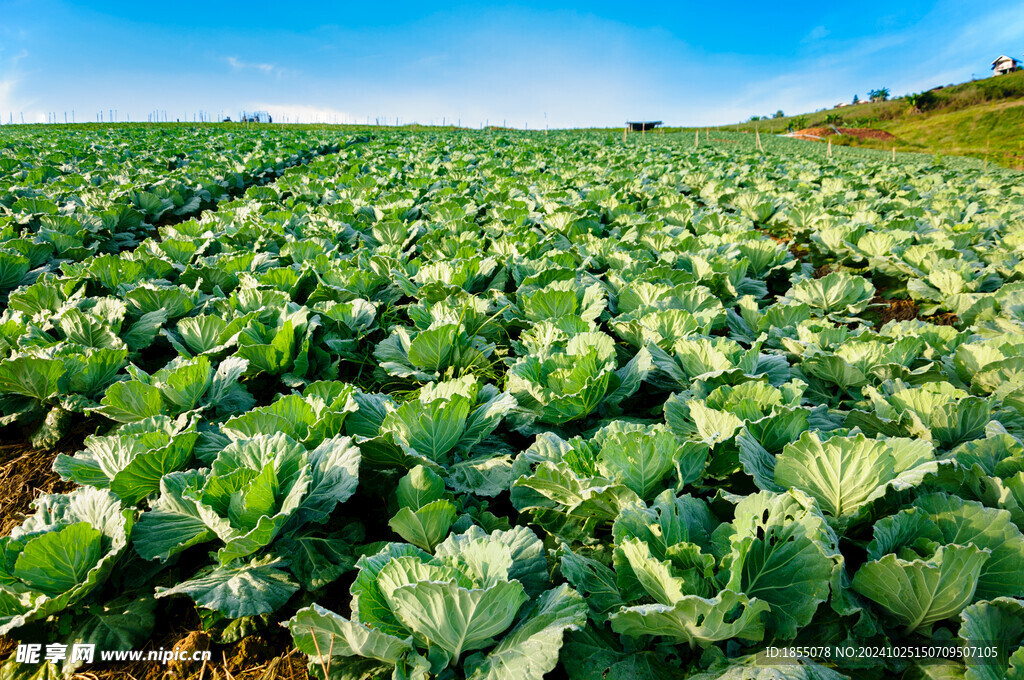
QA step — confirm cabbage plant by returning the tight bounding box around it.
[0,487,133,635]
[847,380,992,449]
[345,376,517,495]
[131,391,362,618]
[852,493,1024,633]
[92,355,254,424]
[133,430,359,563]
[54,413,199,504]
[959,597,1024,680]
[287,526,586,680]
[781,271,876,322]
[646,337,789,393]
[374,323,496,382]
[562,489,840,647]
[511,423,707,542]
[771,432,937,527]
[506,332,651,430]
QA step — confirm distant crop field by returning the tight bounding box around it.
[2,124,1024,680]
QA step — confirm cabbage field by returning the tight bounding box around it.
[2,124,1024,679]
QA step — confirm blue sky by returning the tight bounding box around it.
[1,0,1023,127]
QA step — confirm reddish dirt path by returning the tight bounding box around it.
[791,127,897,142]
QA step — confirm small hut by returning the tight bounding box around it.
[626,121,662,132]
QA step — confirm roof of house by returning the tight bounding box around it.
[992,55,1020,65]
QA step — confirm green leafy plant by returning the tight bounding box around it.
[286,527,586,679]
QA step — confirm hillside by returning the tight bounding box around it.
[708,69,1024,169]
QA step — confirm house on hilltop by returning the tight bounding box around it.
[992,55,1021,76]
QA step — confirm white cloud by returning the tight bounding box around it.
[0,78,14,110]
[0,50,37,123]
[226,56,274,72]
[802,26,830,43]
[223,55,296,77]
[693,5,1024,126]
[948,4,1024,54]
[413,54,447,67]
[897,68,973,96]
[245,102,356,124]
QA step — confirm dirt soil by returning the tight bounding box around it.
[0,432,313,680]
[0,425,91,535]
[879,298,920,324]
[79,637,311,680]
[79,616,309,680]
[0,589,311,680]
[925,312,960,326]
[788,243,810,261]
[813,264,834,279]
[792,127,898,142]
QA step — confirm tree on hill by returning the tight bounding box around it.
[868,88,890,102]
[773,110,785,118]
[906,90,938,113]
[852,94,860,104]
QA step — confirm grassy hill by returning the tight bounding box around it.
[684,70,1024,169]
